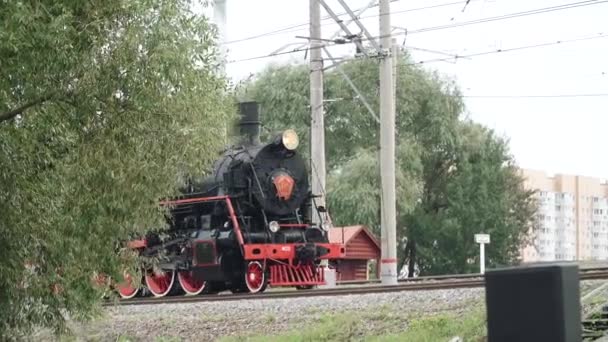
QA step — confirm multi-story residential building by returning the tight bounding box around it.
[520,169,608,262]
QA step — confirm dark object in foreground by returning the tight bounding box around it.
[485,263,581,342]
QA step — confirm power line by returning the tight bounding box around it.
[461,93,608,98]
[408,32,607,66]
[226,44,324,64]
[460,0,473,13]
[222,0,474,45]
[352,0,608,45]
[306,0,608,52]
[223,0,606,46]
[320,92,608,105]
[405,0,608,36]
[301,0,608,60]
[227,29,607,65]
[226,1,608,64]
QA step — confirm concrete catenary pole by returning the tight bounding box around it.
[213,0,228,145]
[379,0,398,285]
[310,0,335,286]
[214,0,227,73]
[310,0,326,226]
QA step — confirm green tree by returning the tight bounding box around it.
[326,139,423,260]
[404,122,537,275]
[240,53,536,276]
[0,1,231,338]
[238,57,463,168]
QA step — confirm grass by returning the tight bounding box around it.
[116,336,182,342]
[219,304,487,342]
[373,308,487,342]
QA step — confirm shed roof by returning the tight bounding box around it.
[328,225,380,251]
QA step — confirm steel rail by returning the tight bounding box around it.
[104,267,608,307]
[108,278,485,307]
[339,266,608,285]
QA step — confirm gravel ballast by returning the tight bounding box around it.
[36,279,607,341]
[66,287,485,341]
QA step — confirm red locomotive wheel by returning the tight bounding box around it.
[245,261,267,294]
[116,273,139,299]
[178,271,206,296]
[145,270,176,297]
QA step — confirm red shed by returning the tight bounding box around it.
[329,226,381,281]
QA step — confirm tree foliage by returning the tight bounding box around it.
[238,57,463,167]
[405,122,537,275]
[0,0,231,338]
[240,53,536,276]
[326,140,423,260]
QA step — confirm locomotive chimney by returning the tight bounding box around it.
[238,101,261,145]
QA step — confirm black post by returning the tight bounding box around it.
[485,262,582,342]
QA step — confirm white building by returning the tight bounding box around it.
[521,169,608,262]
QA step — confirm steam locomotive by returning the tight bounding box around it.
[115,102,344,298]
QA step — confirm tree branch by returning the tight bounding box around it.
[0,94,54,123]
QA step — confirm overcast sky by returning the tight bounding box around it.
[201,0,608,179]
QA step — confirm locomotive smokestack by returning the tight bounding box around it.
[238,101,261,145]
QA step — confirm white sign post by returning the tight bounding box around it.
[475,234,490,274]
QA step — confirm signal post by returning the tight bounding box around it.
[475,233,490,274]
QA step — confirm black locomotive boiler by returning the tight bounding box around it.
[115,102,344,298]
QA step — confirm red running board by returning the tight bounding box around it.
[269,264,325,286]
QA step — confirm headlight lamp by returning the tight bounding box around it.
[281,129,299,150]
[269,221,280,233]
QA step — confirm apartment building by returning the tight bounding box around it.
[520,169,608,262]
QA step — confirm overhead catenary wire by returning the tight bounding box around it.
[333,32,608,68]
[226,43,328,63]
[405,0,608,36]
[460,93,608,98]
[408,32,608,66]
[330,93,608,105]
[221,0,473,45]
[341,0,608,46]
[460,0,473,13]
[225,0,608,64]
[226,31,607,65]
[222,0,606,46]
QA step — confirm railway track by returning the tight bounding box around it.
[105,267,608,307]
